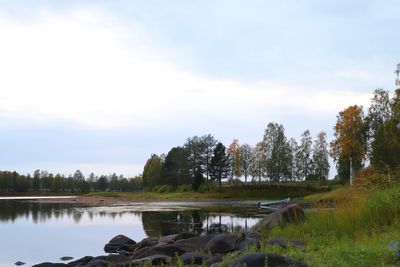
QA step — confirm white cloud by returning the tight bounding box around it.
[0,9,372,130]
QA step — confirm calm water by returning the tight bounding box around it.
[0,198,267,267]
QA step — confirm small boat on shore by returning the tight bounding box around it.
[257,197,290,209]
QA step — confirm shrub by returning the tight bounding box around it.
[176,184,192,193]
[151,185,174,193]
[197,181,218,193]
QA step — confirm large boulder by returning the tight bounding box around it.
[181,252,210,265]
[175,234,216,252]
[84,255,129,267]
[230,253,308,267]
[132,244,186,259]
[32,263,67,267]
[104,235,137,253]
[235,234,259,251]
[133,237,158,252]
[119,255,170,266]
[206,234,240,254]
[250,204,305,233]
[158,232,198,244]
[67,256,93,266]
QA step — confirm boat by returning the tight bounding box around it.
[257,197,290,208]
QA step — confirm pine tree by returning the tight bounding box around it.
[210,143,230,188]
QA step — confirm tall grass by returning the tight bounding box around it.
[266,184,400,266]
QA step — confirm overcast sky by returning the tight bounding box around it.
[0,1,399,177]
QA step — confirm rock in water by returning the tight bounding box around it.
[230,253,308,267]
[14,261,25,266]
[104,234,137,253]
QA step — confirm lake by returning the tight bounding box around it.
[0,197,268,267]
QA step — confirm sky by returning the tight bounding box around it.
[0,0,399,177]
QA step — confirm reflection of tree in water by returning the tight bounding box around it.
[142,210,255,237]
[0,201,259,234]
[142,210,205,238]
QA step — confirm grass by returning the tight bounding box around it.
[262,185,400,266]
[85,183,331,201]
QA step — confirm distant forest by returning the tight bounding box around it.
[1,65,399,193]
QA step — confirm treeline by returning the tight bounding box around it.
[330,64,400,184]
[0,169,143,193]
[142,128,330,191]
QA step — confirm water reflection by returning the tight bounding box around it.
[0,200,264,266]
[0,200,263,236]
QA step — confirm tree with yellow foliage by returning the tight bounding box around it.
[330,105,367,185]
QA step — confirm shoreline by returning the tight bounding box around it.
[1,195,263,205]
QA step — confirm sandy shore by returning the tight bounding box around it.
[16,196,157,205]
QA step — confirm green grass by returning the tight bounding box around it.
[85,183,330,201]
[212,185,400,267]
[263,185,400,266]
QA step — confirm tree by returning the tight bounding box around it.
[184,136,203,178]
[142,154,163,187]
[192,167,204,191]
[33,169,41,191]
[199,134,217,181]
[210,142,230,188]
[296,130,313,180]
[227,139,241,182]
[311,131,330,181]
[287,138,299,181]
[96,175,108,191]
[163,146,190,187]
[367,89,391,136]
[239,144,252,183]
[263,123,291,182]
[330,105,367,185]
[250,142,267,182]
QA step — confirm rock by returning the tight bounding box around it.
[60,257,73,261]
[207,234,239,254]
[250,204,305,234]
[66,256,93,266]
[206,255,224,266]
[134,237,158,252]
[14,262,25,266]
[84,255,129,267]
[230,253,308,267]
[266,237,306,250]
[104,234,137,253]
[132,244,186,259]
[32,263,67,267]
[159,232,198,244]
[119,255,170,266]
[388,241,400,260]
[175,234,216,252]
[81,260,109,267]
[236,235,259,251]
[181,252,210,265]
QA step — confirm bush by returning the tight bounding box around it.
[152,185,174,193]
[197,181,218,193]
[176,184,192,193]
